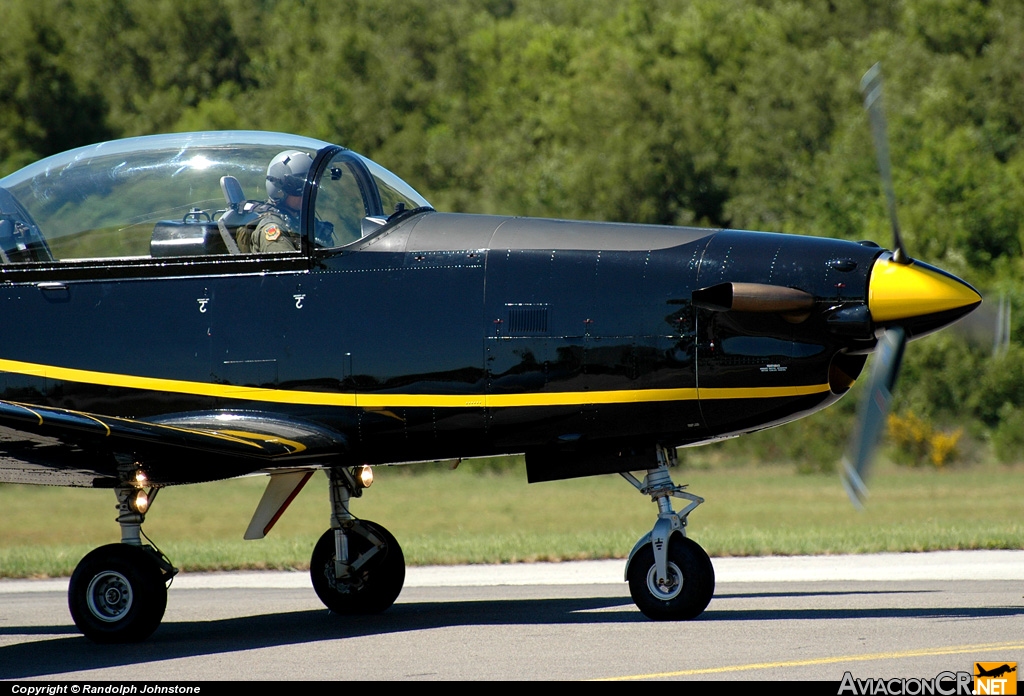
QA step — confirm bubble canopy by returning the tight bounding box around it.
[0,131,432,262]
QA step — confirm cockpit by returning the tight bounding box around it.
[0,131,432,264]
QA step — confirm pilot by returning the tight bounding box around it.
[248,150,315,253]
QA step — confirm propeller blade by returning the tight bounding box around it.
[953,290,1010,356]
[861,63,910,264]
[841,326,907,508]
[995,293,1011,357]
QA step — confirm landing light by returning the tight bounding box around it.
[358,465,373,489]
[129,489,150,514]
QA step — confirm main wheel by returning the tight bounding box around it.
[68,544,168,643]
[627,535,715,620]
[310,520,405,615]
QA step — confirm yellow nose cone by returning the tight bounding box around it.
[868,257,981,322]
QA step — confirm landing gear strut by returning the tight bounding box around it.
[310,466,405,614]
[622,445,715,620]
[68,475,176,643]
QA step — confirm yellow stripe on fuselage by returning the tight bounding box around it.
[698,384,833,399]
[0,358,829,408]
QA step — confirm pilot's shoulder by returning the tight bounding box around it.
[254,209,286,230]
[256,206,284,222]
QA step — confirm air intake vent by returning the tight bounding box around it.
[507,305,549,335]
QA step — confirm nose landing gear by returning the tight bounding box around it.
[622,445,715,620]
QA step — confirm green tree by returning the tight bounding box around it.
[0,0,110,175]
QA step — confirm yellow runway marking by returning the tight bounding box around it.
[593,641,1024,681]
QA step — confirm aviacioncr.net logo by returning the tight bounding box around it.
[838,671,973,695]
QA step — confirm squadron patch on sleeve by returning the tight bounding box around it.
[265,225,281,242]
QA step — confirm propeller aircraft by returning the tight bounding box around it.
[0,66,981,642]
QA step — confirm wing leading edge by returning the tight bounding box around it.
[0,401,347,487]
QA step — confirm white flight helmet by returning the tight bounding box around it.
[266,150,314,201]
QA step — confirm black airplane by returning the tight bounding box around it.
[0,68,981,643]
[975,664,1016,679]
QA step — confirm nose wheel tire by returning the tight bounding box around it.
[627,535,715,620]
[68,544,167,643]
[310,520,405,615]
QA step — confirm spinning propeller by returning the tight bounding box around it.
[840,64,981,506]
[860,64,910,266]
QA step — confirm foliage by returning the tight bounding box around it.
[991,404,1024,463]
[886,411,962,467]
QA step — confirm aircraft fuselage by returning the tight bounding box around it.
[0,212,883,484]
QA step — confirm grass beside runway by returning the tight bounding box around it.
[0,459,1021,578]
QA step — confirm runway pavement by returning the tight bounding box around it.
[1,551,1022,681]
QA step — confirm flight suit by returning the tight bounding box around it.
[250,207,301,253]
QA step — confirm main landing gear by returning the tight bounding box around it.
[621,445,715,620]
[309,466,405,614]
[68,474,177,643]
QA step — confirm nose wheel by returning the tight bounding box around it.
[622,445,715,620]
[626,535,715,620]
